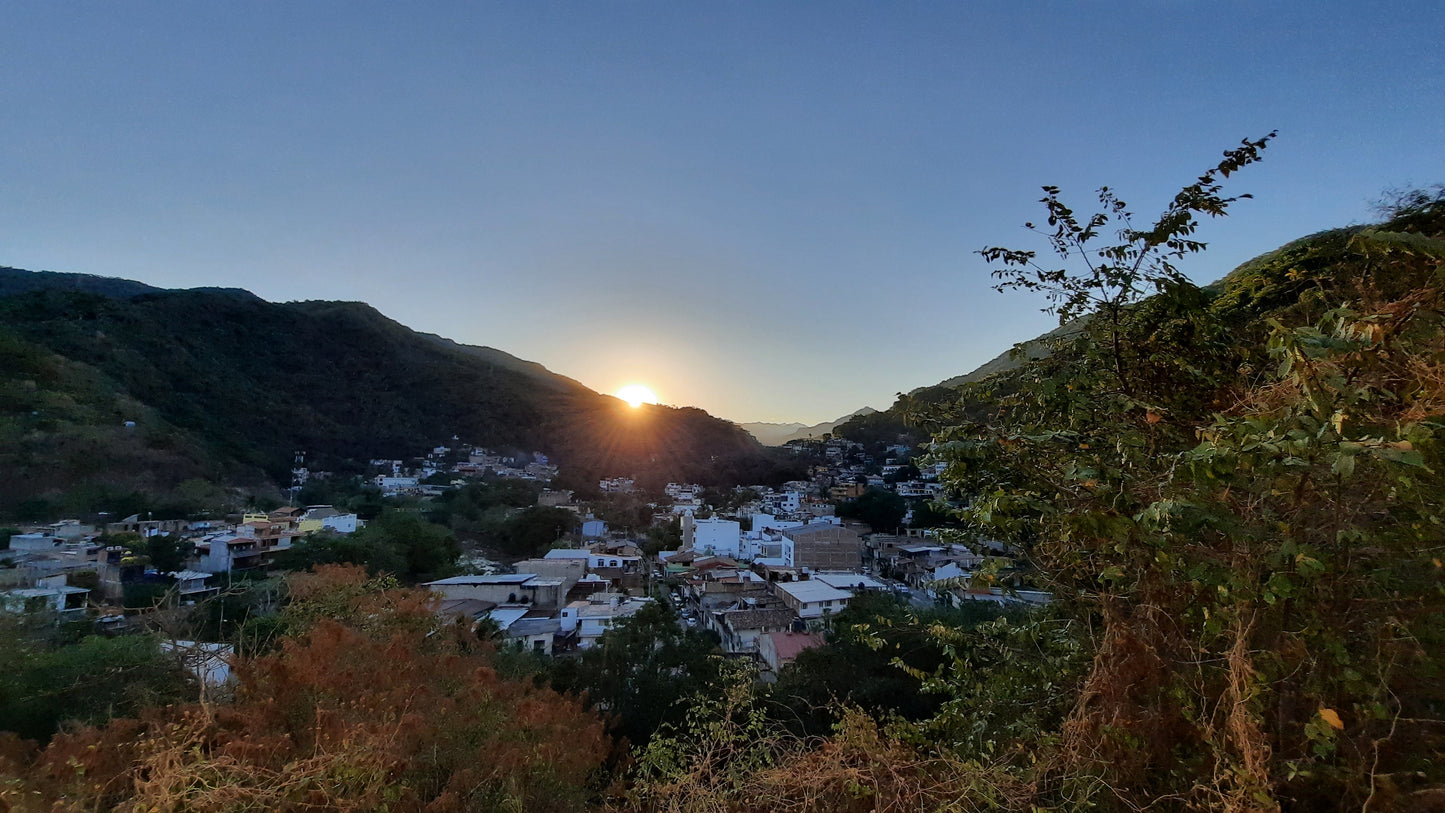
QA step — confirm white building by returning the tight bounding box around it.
[772,580,852,620]
[542,549,641,572]
[558,593,652,649]
[1,575,89,617]
[812,571,889,593]
[374,475,420,494]
[690,518,742,558]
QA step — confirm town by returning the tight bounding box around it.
[1,433,1051,685]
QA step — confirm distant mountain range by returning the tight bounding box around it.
[0,267,799,516]
[737,408,878,446]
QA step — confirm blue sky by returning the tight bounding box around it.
[2,2,1441,422]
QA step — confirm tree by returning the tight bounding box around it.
[981,131,1274,395]
[141,534,192,573]
[273,511,457,581]
[0,615,193,742]
[838,487,906,532]
[548,601,723,747]
[928,143,1445,809]
[492,506,579,558]
[0,566,610,811]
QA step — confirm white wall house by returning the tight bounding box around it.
[772,580,852,620]
[692,518,742,558]
[542,549,641,572]
[558,594,651,649]
[321,513,359,533]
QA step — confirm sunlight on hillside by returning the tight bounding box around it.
[616,383,659,408]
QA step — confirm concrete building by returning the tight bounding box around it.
[424,574,567,610]
[713,607,797,655]
[690,518,742,558]
[772,579,852,620]
[759,630,824,673]
[558,593,651,649]
[780,524,863,571]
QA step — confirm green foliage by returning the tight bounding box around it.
[491,505,580,559]
[548,601,724,747]
[770,592,1013,737]
[0,617,193,742]
[925,152,1445,808]
[140,534,192,573]
[642,520,683,557]
[274,510,458,581]
[592,492,656,533]
[836,486,906,532]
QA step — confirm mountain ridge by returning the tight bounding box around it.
[0,267,799,517]
[738,407,878,446]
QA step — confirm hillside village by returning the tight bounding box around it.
[2,431,1049,680]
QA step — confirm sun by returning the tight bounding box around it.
[615,383,659,408]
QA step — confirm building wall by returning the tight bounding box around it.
[782,526,862,571]
[693,519,741,558]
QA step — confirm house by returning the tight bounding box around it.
[542,548,642,574]
[682,567,772,616]
[424,573,568,610]
[504,617,563,655]
[772,579,852,621]
[779,524,863,571]
[598,477,635,493]
[1,575,89,617]
[558,593,651,649]
[168,570,218,601]
[812,571,889,594]
[511,557,588,597]
[195,534,269,573]
[713,607,797,654]
[688,517,742,558]
[7,533,62,552]
[759,630,824,673]
[299,506,359,534]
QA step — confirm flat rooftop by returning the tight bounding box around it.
[773,580,852,604]
[425,573,535,586]
[813,572,888,591]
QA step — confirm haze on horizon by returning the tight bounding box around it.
[1,2,1440,424]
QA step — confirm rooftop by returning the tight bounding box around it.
[543,549,591,559]
[426,574,535,586]
[483,605,531,630]
[765,630,825,662]
[813,572,888,591]
[436,598,498,620]
[506,617,562,637]
[718,608,797,630]
[773,580,853,604]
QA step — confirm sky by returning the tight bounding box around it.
[1,2,1441,424]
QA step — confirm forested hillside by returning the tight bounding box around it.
[0,273,792,516]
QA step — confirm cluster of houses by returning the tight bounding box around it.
[424,540,648,655]
[427,487,1044,677]
[780,437,951,522]
[0,506,362,613]
[369,444,559,497]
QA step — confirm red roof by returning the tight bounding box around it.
[766,630,824,663]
